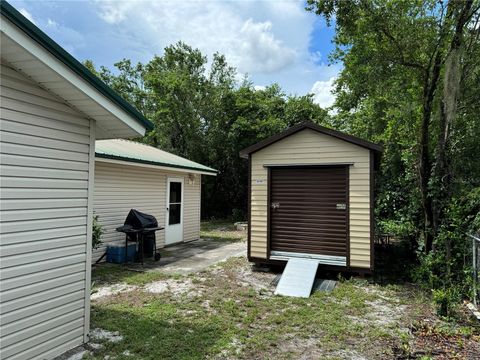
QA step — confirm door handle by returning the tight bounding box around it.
[271,202,280,209]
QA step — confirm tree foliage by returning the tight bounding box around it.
[86,42,330,219]
[306,0,480,294]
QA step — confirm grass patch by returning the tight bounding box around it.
[89,304,225,360]
[87,221,478,359]
[200,219,246,243]
[88,256,454,359]
[200,219,236,232]
[92,263,173,288]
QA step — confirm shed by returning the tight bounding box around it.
[240,122,382,272]
[0,2,152,359]
[93,139,217,261]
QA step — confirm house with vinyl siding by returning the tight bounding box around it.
[93,139,217,262]
[0,2,152,359]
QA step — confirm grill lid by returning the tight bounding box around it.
[124,209,158,229]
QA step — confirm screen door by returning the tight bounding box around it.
[165,177,183,244]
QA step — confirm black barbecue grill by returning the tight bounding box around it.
[115,209,164,264]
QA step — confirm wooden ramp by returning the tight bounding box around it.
[274,258,319,298]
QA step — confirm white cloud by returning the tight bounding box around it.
[236,19,296,73]
[9,0,340,98]
[19,8,36,24]
[91,1,308,76]
[310,77,337,108]
[254,85,266,91]
[95,1,134,25]
[47,18,57,28]
[42,17,85,56]
[309,51,323,64]
[52,0,341,98]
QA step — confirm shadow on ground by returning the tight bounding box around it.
[373,239,417,285]
[250,238,418,288]
[93,237,246,284]
[160,238,241,265]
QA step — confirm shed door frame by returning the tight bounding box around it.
[266,165,350,267]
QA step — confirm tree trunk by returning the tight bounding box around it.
[418,0,475,253]
[434,0,474,271]
[420,56,442,253]
[419,99,434,253]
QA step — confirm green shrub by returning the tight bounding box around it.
[411,252,441,289]
[377,218,417,240]
[432,287,460,318]
[92,214,104,250]
[413,187,480,311]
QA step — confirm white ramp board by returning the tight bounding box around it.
[274,258,319,298]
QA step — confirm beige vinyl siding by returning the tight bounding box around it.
[0,63,91,359]
[93,161,201,262]
[184,174,201,242]
[250,128,371,268]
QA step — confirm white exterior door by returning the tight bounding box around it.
[165,177,184,245]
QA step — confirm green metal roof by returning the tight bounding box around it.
[0,0,153,131]
[95,139,217,175]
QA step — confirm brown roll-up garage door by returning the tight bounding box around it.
[269,166,348,257]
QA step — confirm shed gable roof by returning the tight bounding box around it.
[239,122,383,159]
[95,139,217,175]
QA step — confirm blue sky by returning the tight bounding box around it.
[10,0,340,107]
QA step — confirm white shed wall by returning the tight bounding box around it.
[0,63,93,359]
[93,161,201,262]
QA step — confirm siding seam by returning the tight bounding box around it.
[83,118,94,343]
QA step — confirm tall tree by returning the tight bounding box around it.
[306,0,480,253]
[84,43,330,219]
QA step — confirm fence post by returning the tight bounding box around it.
[474,235,478,307]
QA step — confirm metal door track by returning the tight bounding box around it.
[270,250,346,267]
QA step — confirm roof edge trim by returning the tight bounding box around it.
[95,153,218,175]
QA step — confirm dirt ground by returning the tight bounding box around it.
[88,257,479,359]
[80,222,480,360]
